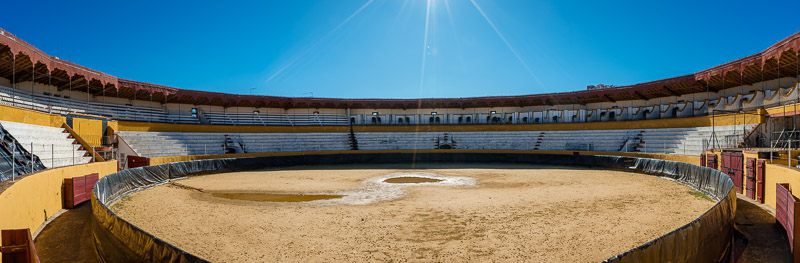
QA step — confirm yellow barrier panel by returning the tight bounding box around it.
[148,149,699,166]
[0,161,118,248]
[0,103,65,128]
[72,118,104,147]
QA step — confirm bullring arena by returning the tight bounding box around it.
[112,163,713,262]
[0,3,800,263]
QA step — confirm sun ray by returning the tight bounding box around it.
[469,0,543,88]
[265,0,376,84]
[443,0,466,68]
[413,0,433,167]
[393,0,412,25]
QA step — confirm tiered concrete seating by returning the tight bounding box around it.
[118,124,753,157]
[0,84,172,122]
[637,125,757,155]
[118,132,350,157]
[0,121,92,168]
[201,111,349,126]
[355,131,628,151]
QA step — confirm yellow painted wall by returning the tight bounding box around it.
[0,103,65,128]
[118,110,765,134]
[72,118,104,147]
[764,164,800,208]
[0,160,117,252]
[106,120,118,135]
[149,149,699,166]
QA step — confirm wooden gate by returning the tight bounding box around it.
[746,158,757,199]
[721,152,744,193]
[757,160,766,203]
[700,154,706,168]
[0,229,39,263]
[776,183,800,262]
[705,153,717,169]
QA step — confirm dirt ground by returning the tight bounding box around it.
[34,202,98,263]
[112,163,714,262]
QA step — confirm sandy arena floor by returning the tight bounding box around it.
[112,163,715,262]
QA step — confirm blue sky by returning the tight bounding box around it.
[2,0,799,98]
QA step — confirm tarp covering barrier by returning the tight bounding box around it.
[91,153,735,262]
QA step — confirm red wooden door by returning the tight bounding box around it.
[720,153,730,174]
[757,160,765,203]
[746,158,756,199]
[706,154,717,169]
[700,154,706,167]
[721,152,743,193]
[733,153,744,194]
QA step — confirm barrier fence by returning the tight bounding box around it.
[777,183,800,261]
[91,153,735,262]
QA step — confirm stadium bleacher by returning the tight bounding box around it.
[119,131,351,157]
[118,125,753,158]
[0,121,92,168]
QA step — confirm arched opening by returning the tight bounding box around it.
[507,116,513,124]
[609,111,616,121]
[465,116,472,123]
[492,117,501,124]
[552,116,559,123]
[534,117,540,123]
[522,117,528,123]
[429,116,434,124]
[371,117,377,125]
[486,116,492,123]
[435,117,441,124]
[671,107,678,118]
[398,118,403,124]
[571,115,577,122]
[458,116,463,124]
[350,117,356,124]
[405,117,411,124]
[377,117,382,124]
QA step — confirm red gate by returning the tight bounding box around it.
[700,154,706,167]
[721,152,744,193]
[706,153,717,169]
[0,229,39,263]
[777,183,800,261]
[127,156,150,169]
[757,160,765,203]
[746,158,757,199]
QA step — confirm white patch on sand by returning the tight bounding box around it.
[303,172,476,205]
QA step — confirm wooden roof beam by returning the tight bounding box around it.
[633,91,649,100]
[662,86,680,96]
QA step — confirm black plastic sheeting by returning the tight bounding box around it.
[0,122,46,183]
[91,153,735,263]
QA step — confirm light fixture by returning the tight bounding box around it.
[431,112,437,115]
[253,110,260,114]
[372,112,378,116]
[490,111,496,114]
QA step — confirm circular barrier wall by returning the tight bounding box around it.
[91,153,735,262]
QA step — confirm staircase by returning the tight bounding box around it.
[533,132,545,150]
[0,122,46,182]
[0,121,92,168]
[631,131,645,152]
[740,123,763,148]
[348,123,359,150]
